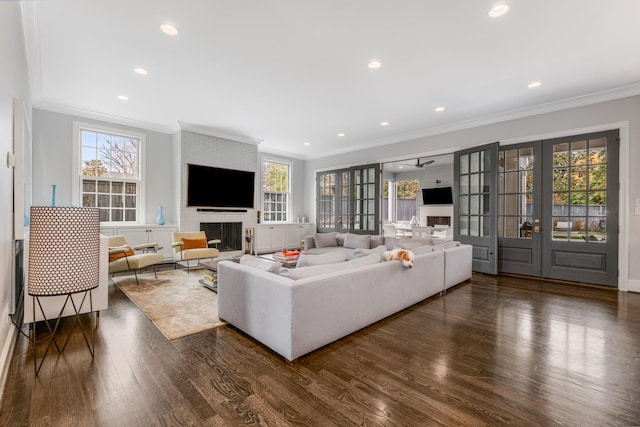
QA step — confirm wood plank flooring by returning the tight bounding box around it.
[1,273,639,426]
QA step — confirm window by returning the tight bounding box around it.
[262,160,290,222]
[75,123,144,223]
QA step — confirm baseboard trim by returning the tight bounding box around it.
[0,313,19,405]
[627,279,640,293]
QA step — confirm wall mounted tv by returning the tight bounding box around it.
[422,187,453,205]
[187,163,255,210]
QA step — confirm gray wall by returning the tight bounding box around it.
[32,109,176,225]
[305,95,640,291]
[0,1,33,399]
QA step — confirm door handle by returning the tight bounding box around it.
[534,219,540,233]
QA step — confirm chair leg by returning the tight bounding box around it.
[133,269,140,285]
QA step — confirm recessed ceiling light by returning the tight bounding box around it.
[435,106,445,112]
[117,95,129,101]
[488,3,509,17]
[303,142,311,146]
[160,23,178,35]
[368,60,382,69]
[133,67,149,75]
[398,166,404,169]
[338,133,345,137]
[528,81,542,88]
[380,121,389,126]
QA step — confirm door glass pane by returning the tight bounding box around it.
[589,166,606,189]
[482,194,490,214]
[481,149,491,171]
[570,140,587,165]
[553,168,568,191]
[459,195,469,215]
[470,152,479,173]
[571,167,587,190]
[504,195,518,215]
[470,174,479,193]
[505,149,518,171]
[469,216,479,236]
[519,217,532,239]
[460,175,469,195]
[459,216,469,235]
[460,154,469,174]
[505,172,517,193]
[552,217,570,240]
[470,195,479,215]
[481,215,491,237]
[589,138,607,164]
[553,143,569,167]
[505,216,518,238]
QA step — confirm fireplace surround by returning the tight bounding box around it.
[200,222,242,252]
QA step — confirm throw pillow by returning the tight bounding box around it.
[182,238,207,250]
[109,247,134,262]
[239,255,283,273]
[314,232,338,248]
[296,251,346,268]
[370,235,385,249]
[343,233,371,249]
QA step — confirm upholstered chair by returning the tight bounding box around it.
[171,231,220,272]
[108,235,163,284]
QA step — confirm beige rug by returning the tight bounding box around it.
[113,269,226,340]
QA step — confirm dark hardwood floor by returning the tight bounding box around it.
[1,273,639,426]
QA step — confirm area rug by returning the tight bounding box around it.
[113,269,226,340]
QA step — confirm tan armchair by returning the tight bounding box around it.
[172,231,220,273]
[108,235,164,285]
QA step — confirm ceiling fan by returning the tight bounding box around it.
[401,158,435,168]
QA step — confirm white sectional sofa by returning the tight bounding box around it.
[218,232,472,362]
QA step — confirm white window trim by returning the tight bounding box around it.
[72,121,146,224]
[261,158,292,223]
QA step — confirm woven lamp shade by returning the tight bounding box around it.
[28,206,100,297]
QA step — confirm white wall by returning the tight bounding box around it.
[0,1,32,401]
[305,95,640,291]
[32,109,176,225]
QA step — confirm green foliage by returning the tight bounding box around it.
[81,159,107,176]
[263,162,289,192]
[383,180,419,199]
[552,147,607,206]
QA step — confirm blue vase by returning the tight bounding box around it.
[156,205,165,225]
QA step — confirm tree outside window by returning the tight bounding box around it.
[80,129,140,222]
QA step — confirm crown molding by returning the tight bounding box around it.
[35,101,177,134]
[178,121,262,146]
[304,83,640,160]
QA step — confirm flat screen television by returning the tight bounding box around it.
[187,163,255,209]
[422,187,453,205]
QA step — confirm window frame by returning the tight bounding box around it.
[72,121,146,224]
[261,159,291,223]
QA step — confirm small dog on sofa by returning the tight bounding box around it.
[383,248,415,268]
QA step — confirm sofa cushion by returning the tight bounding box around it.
[240,255,283,273]
[343,233,371,249]
[314,232,338,248]
[398,241,424,250]
[296,251,346,268]
[284,253,381,280]
[352,245,387,258]
[182,237,207,250]
[336,233,346,247]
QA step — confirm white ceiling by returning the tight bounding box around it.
[24,0,640,159]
